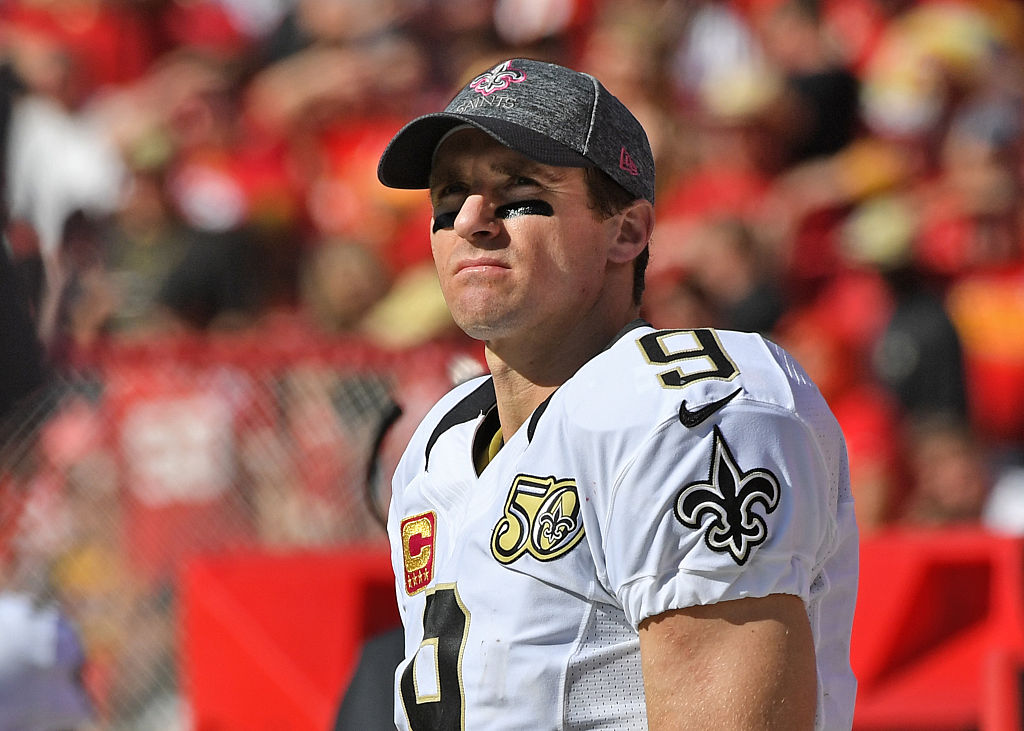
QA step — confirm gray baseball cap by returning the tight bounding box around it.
[377,58,655,203]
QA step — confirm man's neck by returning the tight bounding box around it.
[484,362,557,440]
[483,313,638,438]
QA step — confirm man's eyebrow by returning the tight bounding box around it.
[428,155,570,192]
[491,159,568,183]
[428,167,461,195]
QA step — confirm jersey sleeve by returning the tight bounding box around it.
[602,401,839,630]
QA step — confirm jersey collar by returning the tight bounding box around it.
[423,320,649,471]
[425,378,496,471]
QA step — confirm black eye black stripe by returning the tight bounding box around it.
[432,211,457,232]
[432,200,554,232]
[495,200,554,219]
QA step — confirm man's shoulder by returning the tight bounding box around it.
[535,325,843,472]
[561,325,803,420]
[427,374,495,421]
[587,324,780,378]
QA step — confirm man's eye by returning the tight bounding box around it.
[432,211,457,232]
[430,184,464,207]
[439,182,468,197]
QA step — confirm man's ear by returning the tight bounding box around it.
[609,200,655,264]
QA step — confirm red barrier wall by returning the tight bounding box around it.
[852,528,1024,730]
[181,545,398,731]
[181,530,1024,730]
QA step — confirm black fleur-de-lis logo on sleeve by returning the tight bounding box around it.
[674,427,780,565]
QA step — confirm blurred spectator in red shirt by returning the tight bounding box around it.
[840,194,969,423]
[641,265,720,332]
[680,215,785,335]
[901,414,991,527]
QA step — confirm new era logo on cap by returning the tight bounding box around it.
[620,147,639,176]
[377,58,655,203]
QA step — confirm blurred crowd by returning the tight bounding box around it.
[3,0,1024,727]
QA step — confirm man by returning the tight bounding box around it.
[0,591,95,730]
[376,58,858,729]
[1,59,94,731]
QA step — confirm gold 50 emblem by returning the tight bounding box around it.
[491,475,585,564]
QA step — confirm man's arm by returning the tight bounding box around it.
[638,593,817,730]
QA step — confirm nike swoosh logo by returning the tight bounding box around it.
[678,388,742,428]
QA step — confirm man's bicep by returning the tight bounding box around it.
[638,593,817,730]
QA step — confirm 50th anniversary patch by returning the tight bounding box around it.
[491,475,585,564]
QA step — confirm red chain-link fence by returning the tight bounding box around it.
[0,333,483,730]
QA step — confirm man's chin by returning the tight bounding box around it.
[450,307,517,341]
[457,322,504,342]
[456,320,528,348]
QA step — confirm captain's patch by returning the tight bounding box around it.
[491,475,585,564]
[674,427,780,565]
[401,511,437,595]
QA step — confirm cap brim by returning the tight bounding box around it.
[377,113,591,190]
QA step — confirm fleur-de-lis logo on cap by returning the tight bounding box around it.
[469,61,527,97]
[674,427,780,565]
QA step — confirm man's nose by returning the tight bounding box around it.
[454,194,501,241]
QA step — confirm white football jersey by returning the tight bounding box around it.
[387,322,859,730]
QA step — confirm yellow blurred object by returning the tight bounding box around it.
[948,277,1024,360]
[834,139,911,200]
[360,263,457,347]
[699,63,783,123]
[861,2,1006,136]
[840,194,918,270]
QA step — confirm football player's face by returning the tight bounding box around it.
[428,129,620,343]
